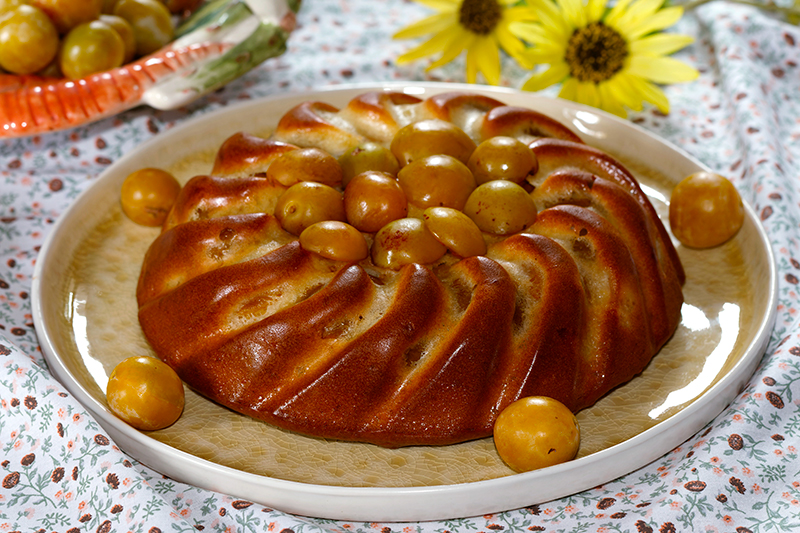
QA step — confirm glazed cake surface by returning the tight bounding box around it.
[135,91,685,447]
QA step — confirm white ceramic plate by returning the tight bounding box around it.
[32,82,777,522]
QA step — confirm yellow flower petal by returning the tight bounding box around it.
[508,20,543,43]
[558,76,579,101]
[556,0,587,28]
[522,63,571,92]
[587,0,607,22]
[604,0,634,27]
[427,28,470,69]
[527,0,572,39]
[628,76,670,113]
[605,73,644,111]
[523,42,567,64]
[412,0,459,12]
[396,28,455,64]
[393,13,454,40]
[613,0,664,30]
[457,33,479,82]
[630,33,694,56]
[597,82,628,117]
[575,81,601,109]
[628,55,699,84]
[496,24,532,69]
[624,7,684,40]
[510,21,566,48]
[470,36,501,85]
[503,5,540,23]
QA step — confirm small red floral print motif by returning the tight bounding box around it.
[729,434,744,450]
[232,500,253,510]
[20,453,35,466]
[597,497,616,509]
[106,473,119,489]
[24,396,37,409]
[659,523,677,533]
[636,521,654,533]
[685,481,706,492]
[766,391,785,408]
[730,477,747,494]
[3,472,20,488]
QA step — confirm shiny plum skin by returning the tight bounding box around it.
[669,171,744,248]
[106,356,185,431]
[120,168,181,227]
[493,396,580,473]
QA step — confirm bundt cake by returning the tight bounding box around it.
[135,90,685,448]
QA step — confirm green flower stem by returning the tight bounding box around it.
[681,0,800,17]
[184,20,290,93]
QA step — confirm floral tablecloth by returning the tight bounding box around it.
[2,0,800,531]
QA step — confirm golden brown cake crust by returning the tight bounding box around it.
[136,91,684,447]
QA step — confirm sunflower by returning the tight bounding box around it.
[393,0,539,85]
[514,0,699,117]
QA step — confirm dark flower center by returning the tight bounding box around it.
[565,22,629,83]
[459,0,502,35]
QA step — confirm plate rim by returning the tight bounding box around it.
[31,81,778,522]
